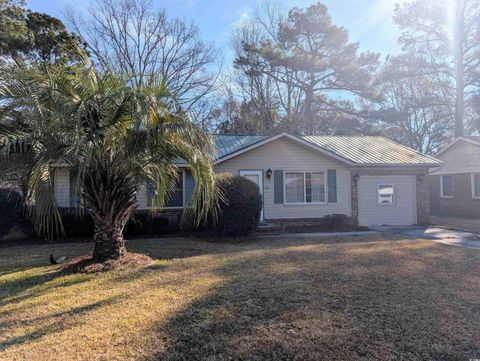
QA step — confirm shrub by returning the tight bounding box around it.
[125,213,171,236]
[60,210,172,238]
[180,208,197,232]
[0,189,36,242]
[321,214,350,229]
[61,210,94,238]
[212,173,262,236]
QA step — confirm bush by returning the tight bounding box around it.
[125,212,171,236]
[180,208,197,232]
[60,210,172,238]
[61,211,94,238]
[0,189,36,242]
[321,214,350,229]
[212,173,262,236]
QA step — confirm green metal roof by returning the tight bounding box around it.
[303,135,441,165]
[213,134,268,160]
[212,133,441,166]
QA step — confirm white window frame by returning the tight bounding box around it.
[283,171,327,205]
[471,173,480,200]
[440,175,454,199]
[377,183,395,206]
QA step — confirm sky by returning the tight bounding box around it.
[25,0,405,63]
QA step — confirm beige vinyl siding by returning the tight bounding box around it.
[53,167,150,210]
[358,175,417,226]
[215,137,351,219]
[53,167,70,208]
[433,141,480,175]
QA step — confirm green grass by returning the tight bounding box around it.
[0,235,479,360]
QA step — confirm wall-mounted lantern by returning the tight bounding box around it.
[266,168,273,180]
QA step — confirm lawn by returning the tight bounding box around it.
[0,235,479,361]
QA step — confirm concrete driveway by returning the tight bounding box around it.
[373,225,480,250]
[430,215,480,233]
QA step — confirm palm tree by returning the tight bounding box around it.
[0,48,218,262]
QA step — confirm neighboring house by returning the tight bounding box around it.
[53,132,441,227]
[430,136,480,218]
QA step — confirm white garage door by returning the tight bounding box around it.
[358,175,417,226]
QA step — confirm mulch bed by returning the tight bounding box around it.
[60,252,154,274]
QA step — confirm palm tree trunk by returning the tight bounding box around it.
[92,219,126,262]
[81,156,139,263]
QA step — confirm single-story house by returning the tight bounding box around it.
[53,132,442,227]
[430,136,480,218]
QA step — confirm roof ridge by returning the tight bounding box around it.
[303,135,383,138]
[212,133,266,136]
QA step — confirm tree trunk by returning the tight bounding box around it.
[304,85,314,135]
[454,0,465,138]
[81,155,139,263]
[92,219,126,262]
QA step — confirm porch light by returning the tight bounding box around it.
[266,168,273,180]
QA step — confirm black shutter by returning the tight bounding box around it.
[274,170,284,204]
[146,180,155,207]
[327,169,337,203]
[69,170,80,208]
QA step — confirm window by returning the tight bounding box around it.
[285,172,304,203]
[472,174,480,199]
[148,171,184,208]
[165,172,184,207]
[377,184,394,205]
[441,175,453,198]
[284,171,326,204]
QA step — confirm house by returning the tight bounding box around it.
[430,136,480,218]
[53,132,442,227]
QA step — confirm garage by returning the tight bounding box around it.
[358,175,417,226]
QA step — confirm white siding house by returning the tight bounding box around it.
[53,132,442,226]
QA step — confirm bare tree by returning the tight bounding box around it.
[232,1,379,135]
[66,0,220,119]
[394,0,480,137]
[368,55,453,154]
[231,0,305,134]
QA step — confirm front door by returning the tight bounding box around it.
[240,170,264,221]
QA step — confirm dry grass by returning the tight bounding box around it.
[0,235,479,360]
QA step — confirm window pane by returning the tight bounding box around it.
[285,172,304,203]
[442,176,453,197]
[306,172,325,203]
[474,174,480,197]
[165,172,183,207]
[378,184,394,205]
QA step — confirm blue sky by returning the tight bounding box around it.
[25,0,404,61]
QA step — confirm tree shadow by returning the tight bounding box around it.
[0,267,91,310]
[0,295,122,351]
[144,239,480,360]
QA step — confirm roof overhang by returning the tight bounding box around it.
[350,163,442,169]
[214,132,356,166]
[436,136,480,157]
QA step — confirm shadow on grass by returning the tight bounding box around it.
[0,267,91,310]
[144,240,480,361]
[0,295,122,351]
